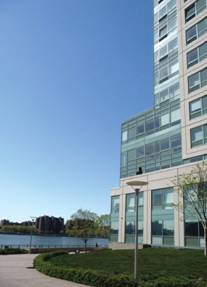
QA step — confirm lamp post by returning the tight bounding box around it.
[126,180,147,280]
[29,216,36,253]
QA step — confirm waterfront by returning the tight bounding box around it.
[0,233,108,249]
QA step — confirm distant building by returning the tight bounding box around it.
[35,216,64,234]
[0,219,10,226]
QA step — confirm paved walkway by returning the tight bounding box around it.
[0,254,90,287]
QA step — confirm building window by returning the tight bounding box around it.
[154,51,179,85]
[184,192,206,248]
[136,122,145,135]
[110,196,120,242]
[186,17,207,45]
[161,112,170,126]
[155,82,180,106]
[185,0,207,23]
[151,188,174,246]
[189,95,207,119]
[128,126,136,140]
[125,193,144,244]
[122,131,128,142]
[191,124,207,147]
[159,25,168,40]
[188,67,207,93]
[154,8,177,44]
[187,42,207,68]
[152,188,174,210]
[185,3,196,22]
[185,221,204,247]
[171,108,180,123]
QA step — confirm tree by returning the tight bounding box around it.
[96,214,110,227]
[176,161,207,256]
[66,210,110,238]
[65,218,96,238]
[70,209,98,221]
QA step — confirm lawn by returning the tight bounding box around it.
[48,248,207,280]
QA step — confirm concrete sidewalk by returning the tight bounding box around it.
[0,254,90,287]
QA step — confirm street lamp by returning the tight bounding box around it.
[126,180,147,280]
[29,216,36,254]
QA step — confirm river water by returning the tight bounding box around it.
[0,233,108,249]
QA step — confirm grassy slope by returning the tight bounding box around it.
[48,248,207,279]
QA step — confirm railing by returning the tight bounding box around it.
[0,243,106,250]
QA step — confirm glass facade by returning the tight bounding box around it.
[121,130,182,178]
[151,188,174,246]
[121,100,180,143]
[111,0,207,249]
[185,200,205,248]
[121,98,182,178]
[125,192,144,243]
[120,0,182,180]
[154,0,177,45]
[110,196,120,242]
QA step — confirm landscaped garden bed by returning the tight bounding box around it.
[34,248,207,287]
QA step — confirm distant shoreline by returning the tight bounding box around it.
[0,232,108,239]
[0,232,66,237]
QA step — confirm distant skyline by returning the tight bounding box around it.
[0,0,153,222]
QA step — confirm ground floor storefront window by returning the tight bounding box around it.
[151,188,174,246]
[125,192,144,243]
[110,196,120,242]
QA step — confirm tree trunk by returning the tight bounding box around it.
[204,226,207,256]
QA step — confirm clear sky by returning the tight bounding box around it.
[0,0,153,222]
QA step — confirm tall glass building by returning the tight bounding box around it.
[110,0,207,249]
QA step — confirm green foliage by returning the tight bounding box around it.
[34,252,137,287]
[175,161,207,256]
[96,214,110,227]
[0,225,36,234]
[65,209,110,238]
[70,209,99,221]
[65,218,97,238]
[34,249,207,287]
[0,248,28,255]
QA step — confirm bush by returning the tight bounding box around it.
[34,252,207,287]
[34,252,137,287]
[0,248,28,255]
[143,244,151,249]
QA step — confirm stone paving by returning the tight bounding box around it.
[0,254,89,287]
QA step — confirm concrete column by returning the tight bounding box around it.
[174,187,180,247]
[144,188,151,244]
[118,192,126,243]
[178,191,185,247]
[174,168,185,248]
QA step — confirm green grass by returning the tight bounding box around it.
[48,248,207,280]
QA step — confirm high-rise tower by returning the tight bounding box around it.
[110,0,207,249]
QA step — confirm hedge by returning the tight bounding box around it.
[34,252,207,287]
[0,248,28,255]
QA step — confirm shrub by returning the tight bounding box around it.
[34,252,207,287]
[0,248,28,255]
[34,252,137,287]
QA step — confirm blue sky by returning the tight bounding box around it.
[0,0,153,222]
